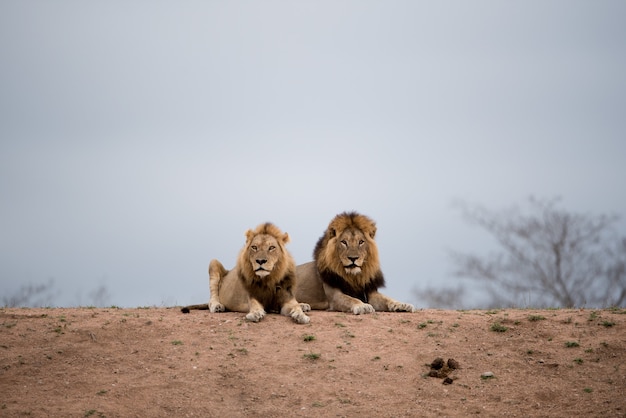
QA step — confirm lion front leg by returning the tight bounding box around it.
[323,284,374,315]
[368,291,415,312]
[245,297,266,322]
[280,299,310,324]
[208,259,228,313]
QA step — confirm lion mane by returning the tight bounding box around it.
[295,212,415,315]
[182,222,310,324]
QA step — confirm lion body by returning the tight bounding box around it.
[182,223,310,324]
[295,212,415,315]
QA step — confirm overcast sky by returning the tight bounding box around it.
[2,1,625,308]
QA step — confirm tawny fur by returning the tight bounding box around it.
[181,223,310,324]
[295,212,415,315]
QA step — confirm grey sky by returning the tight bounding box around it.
[2,1,625,308]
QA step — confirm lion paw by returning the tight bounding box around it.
[291,311,311,324]
[209,302,225,313]
[389,302,416,313]
[351,303,375,315]
[299,303,311,312]
[245,309,266,322]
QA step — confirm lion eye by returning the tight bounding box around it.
[359,240,365,246]
[251,246,257,251]
[268,245,276,251]
[340,240,348,247]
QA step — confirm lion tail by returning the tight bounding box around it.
[180,303,209,313]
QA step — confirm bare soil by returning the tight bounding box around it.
[1,307,625,417]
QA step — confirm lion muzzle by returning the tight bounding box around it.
[344,264,362,275]
[255,268,270,277]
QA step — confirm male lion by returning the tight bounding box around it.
[295,212,415,315]
[181,223,310,324]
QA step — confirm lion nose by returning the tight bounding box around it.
[348,256,358,263]
[256,259,267,265]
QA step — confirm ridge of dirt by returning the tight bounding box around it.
[1,307,625,417]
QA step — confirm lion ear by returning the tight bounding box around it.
[282,232,290,244]
[328,227,337,238]
[245,229,254,241]
[369,226,377,239]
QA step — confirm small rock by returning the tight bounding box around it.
[481,371,494,378]
[447,358,459,370]
[442,377,454,385]
[431,358,445,370]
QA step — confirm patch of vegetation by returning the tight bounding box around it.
[583,387,593,393]
[84,410,105,417]
[303,335,316,342]
[96,390,108,396]
[573,358,584,365]
[601,321,615,328]
[528,315,546,322]
[303,353,321,360]
[372,356,381,361]
[490,322,508,333]
[334,322,346,328]
[606,306,625,313]
[564,341,580,348]
[171,340,183,346]
[588,311,599,321]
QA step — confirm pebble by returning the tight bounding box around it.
[481,371,494,378]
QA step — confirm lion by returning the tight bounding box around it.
[295,212,415,315]
[181,223,310,324]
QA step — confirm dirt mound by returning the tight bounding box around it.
[1,307,625,417]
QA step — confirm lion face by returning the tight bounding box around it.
[241,223,291,280]
[314,212,381,284]
[247,234,282,278]
[336,228,369,275]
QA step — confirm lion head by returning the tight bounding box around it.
[239,222,294,282]
[314,212,382,291]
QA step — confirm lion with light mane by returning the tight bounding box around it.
[181,223,310,324]
[295,212,415,315]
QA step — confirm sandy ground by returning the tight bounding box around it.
[1,307,625,417]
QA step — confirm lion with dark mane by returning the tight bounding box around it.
[181,223,310,324]
[295,212,415,315]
